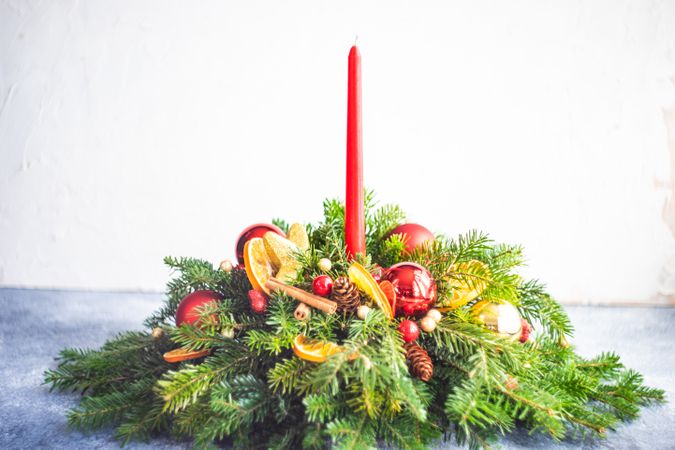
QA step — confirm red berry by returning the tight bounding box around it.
[312,275,333,297]
[398,320,420,343]
[248,290,268,314]
[519,319,531,343]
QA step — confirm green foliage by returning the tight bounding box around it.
[44,193,664,449]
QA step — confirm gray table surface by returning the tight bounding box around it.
[0,288,673,450]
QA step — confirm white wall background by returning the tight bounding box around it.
[1,0,675,304]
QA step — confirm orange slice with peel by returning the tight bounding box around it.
[437,260,490,311]
[293,334,351,363]
[348,262,394,319]
[243,237,273,295]
[163,347,210,363]
[379,280,397,314]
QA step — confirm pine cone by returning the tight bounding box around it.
[404,343,433,382]
[331,276,361,313]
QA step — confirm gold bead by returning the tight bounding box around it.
[420,317,437,333]
[219,259,234,272]
[356,305,371,320]
[220,328,235,339]
[151,327,164,339]
[426,309,442,323]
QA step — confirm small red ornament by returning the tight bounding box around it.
[235,223,285,264]
[398,320,420,343]
[248,290,269,314]
[520,319,531,343]
[387,223,435,254]
[175,290,222,326]
[383,262,437,317]
[312,275,334,297]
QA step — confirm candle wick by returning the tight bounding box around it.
[354,35,358,45]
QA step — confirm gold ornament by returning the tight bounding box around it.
[472,301,522,341]
[426,309,442,323]
[420,317,437,333]
[287,223,310,251]
[219,259,234,272]
[318,258,332,272]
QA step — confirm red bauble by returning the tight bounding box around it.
[175,290,223,326]
[248,290,269,314]
[387,223,435,254]
[235,223,285,264]
[312,275,334,297]
[383,262,437,317]
[398,320,420,343]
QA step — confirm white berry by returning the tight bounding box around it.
[426,309,442,323]
[420,317,437,333]
[356,305,371,320]
[221,328,235,339]
[219,259,234,272]
[318,258,332,272]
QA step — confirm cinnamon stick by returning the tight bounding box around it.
[265,278,337,314]
[294,303,312,321]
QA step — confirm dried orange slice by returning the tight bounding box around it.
[287,223,309,251]
[379,280,397,314]
[163,347,210,363]
[243,237,273,295]
[348,262,393,319]
[292,334,346,363]
[437,260,490,311]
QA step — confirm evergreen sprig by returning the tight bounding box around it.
[44,193,664,449]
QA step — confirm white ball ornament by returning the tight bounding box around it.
[318,258,332,272]
[420,317,437,333]
[356,305,371,320]
[426,309,442,323]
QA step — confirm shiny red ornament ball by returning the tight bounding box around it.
[387,223,435,254]
[248,290,269,314]
[235,223,285,264]
[175,290,223,326]
[312,275,333,297]
[398,320,420,343]
[383,262,437,318]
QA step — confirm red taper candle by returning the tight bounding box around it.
[346,45,365,258]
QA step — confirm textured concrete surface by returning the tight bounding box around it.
[0,288,673,449]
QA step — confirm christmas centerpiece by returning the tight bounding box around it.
[44,46,664,449]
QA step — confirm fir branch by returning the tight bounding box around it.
[518,279,573,340]
[67,378,156,430]
[156,343,253,413]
